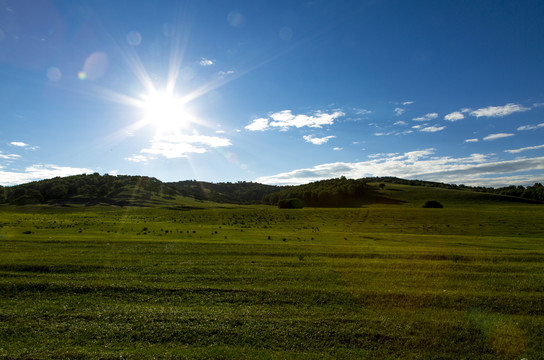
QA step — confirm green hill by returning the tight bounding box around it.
[0,174,542,207]
[0,173,283,207]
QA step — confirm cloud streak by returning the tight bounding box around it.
[255,150,544,187]
[413,113,438,121]
[470,103,530,118]
[303,135,335,145]
[9,141,39,150]
[0,165,94,186]
[130,133,232,161]
[517,123,544,131]
[245,110,344,131]
[505,144,544,154]
[483,133,514,141]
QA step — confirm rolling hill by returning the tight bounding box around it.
[0,173,542,207]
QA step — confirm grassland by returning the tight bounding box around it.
[0,186,543,359]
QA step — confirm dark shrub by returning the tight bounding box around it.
[278,198,305,209]
[423,200,443,208]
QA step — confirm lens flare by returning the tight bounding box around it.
[126,31,142,46]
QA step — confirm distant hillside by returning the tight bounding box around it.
[362,176,544,202]
[262,176,544,207]
[0,173,542,207]
[0,173,180,206]
[167,180,286,204]
[0,173,284,206]
[262,177,394,207]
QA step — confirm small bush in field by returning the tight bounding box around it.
[423,200,443,208]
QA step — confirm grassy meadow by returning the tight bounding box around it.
[1,185,543,359]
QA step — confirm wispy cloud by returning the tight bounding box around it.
[354,108,372,116]
[483,133,515,141]
[255,149,544,187]
[9,141,39,150]
[374,131,395,136]
[135,133,232,159]
[199,58,215,66]
[333,147,343,151]
[245,110,344,131]
[368,152,399,158]
[218,70,235,78]
[505,144,544,154]
[470,103,530,118]
[303,135,335,145]
[419,125,446,133]
[517,123,544,131]
[402,101,415,105]
[126,155,151,163]
[413,113,438,121]
[0,152,21,160]
[394,107,405,116]
[464,138,479,143]
[394,121,408,126]
[444,111,464,121]
[0,164,94,186]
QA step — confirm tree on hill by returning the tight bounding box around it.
[423,200,443,208]
[263,177,372,207]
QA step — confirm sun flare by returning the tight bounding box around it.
[141,91,188,131]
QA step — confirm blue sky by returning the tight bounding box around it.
[1,0,544,186]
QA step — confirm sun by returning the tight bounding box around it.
[141,90,188,131]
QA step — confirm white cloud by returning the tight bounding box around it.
[333,147,343,151]
[533,102,544,108]
[199,58,214,66]
[470,103,530,118]
[505,144,544,154]
[419,125,446,132]
[269,110,344,129]
[0,164,93,186]
[254,149,544,187]
[483,133,515,141]
[215,130,225,134]
[218,70,235,78]
[402,101,415,105]
[517,123,544,131]
[374,131,395,136]
[368,152,399,159]
[394,107,405,116]
[465,138,479,143]
[126,155,151,163]
[413,113,438,121]
[394,121,408,126]
[139,134,232,159]
[444,112,465,121]
[0,152,21,160]
[245,118,269,131]
[303,135,335,145]
[9,141,38,150]
[354,108,372,115]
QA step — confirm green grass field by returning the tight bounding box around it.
[1,189,543,359]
